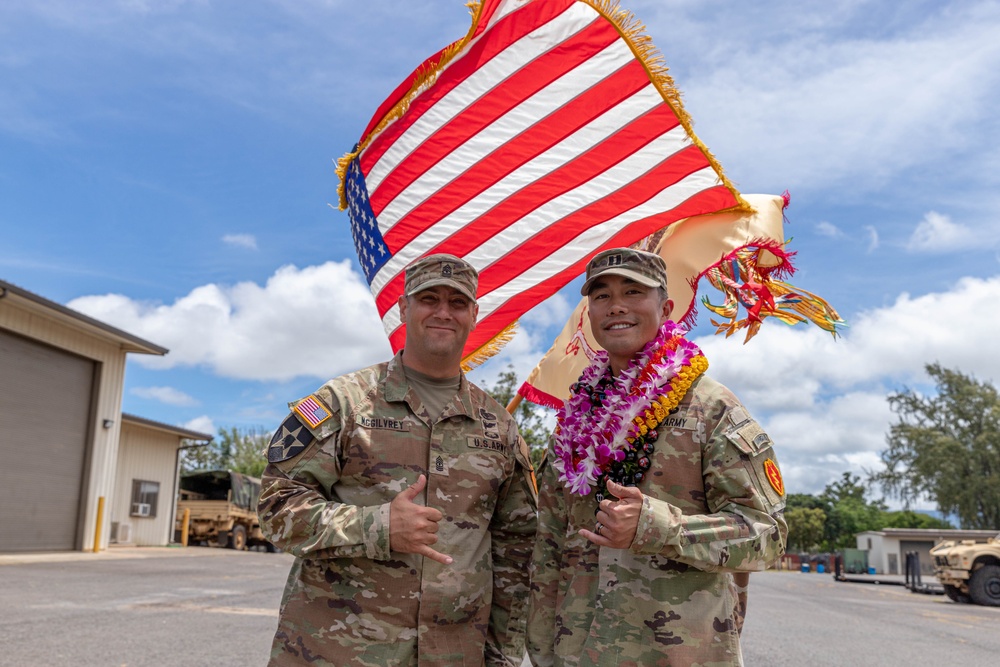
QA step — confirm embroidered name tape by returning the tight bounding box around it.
[357,416,409,431]
[468,436,505,452]
[662,415,695,430]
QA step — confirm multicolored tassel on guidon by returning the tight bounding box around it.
[700,245,845,343]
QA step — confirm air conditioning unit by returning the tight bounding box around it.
[112,522,133,543]
[131,502,151,517]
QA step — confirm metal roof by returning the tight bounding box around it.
[0,279,167,355]
[121,413,213,442]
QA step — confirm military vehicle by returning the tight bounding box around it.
[175,470,275,551]
[930,533,1000,606]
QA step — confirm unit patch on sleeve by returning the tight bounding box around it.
[267,414,316,463]
[293,395,332,429]
[763,458,785,496]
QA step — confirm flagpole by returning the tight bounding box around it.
[505,392,538,495]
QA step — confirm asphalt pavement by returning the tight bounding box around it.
[2,547,999,666]
[0,546,287,667]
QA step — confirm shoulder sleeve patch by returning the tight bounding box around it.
[292,394,332,429]
[267,413,316,463]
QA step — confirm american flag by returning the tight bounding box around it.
[293,396,331,429]
[341,0,746,361]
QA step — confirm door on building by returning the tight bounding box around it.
[0,329,95,551]
[888,552,899,575]
[900,540,937,575]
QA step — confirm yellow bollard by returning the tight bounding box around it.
[93,496,105,552]
[180,507,191,547]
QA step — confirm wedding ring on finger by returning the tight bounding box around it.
[595,522,603,536]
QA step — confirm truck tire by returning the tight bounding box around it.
[943,584,971,603]
[969,564,1000,606]
[228,524,248,551]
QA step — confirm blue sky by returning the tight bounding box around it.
[3,0,999,502]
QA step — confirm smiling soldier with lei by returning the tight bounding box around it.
[527,248,787,667]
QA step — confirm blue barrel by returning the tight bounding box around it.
[817,564,825,574]
[800,563,810,573]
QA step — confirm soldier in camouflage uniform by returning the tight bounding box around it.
[259,254,537,666]
[527,249,787,667]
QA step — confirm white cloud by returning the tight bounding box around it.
[222,233,258,250]
[674,1,1000,195]
[696,274,1000,495]
[864,225,879,252]
[906,211,976,252]
[68,260,391,382]
[131,385,199,407]
[815,221,843,238]
[183,415,216,437]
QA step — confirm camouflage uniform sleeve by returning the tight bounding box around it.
[630,406,788,572]
[526,448,564,667]
[257,404,392,561]
[486,429,539,667]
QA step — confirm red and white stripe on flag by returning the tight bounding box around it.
[339,0,747,363]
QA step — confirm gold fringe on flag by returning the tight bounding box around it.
[337,0,750,214]
[337,1,487,209]
[461,320,519,372]
[580,0,749,215]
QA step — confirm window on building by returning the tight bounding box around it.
[130,479,159,518]
[867,538,872,550]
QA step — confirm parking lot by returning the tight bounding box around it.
[0,547,286,667]
[2,547,999,666]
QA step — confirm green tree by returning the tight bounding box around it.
[881,510,952,530]
[785,492,826,512]
[181,426,269,477]
[481,364,553,468]
[820,472,886,550]
[785,506,826,552]
[872,364,1000,530]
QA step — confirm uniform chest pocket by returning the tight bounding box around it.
[337,416,425,489]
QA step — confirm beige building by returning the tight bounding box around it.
[0,279,210,552]
[856,528,1000,575]
[112,413,212,547]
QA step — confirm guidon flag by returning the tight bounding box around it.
[338,0,752,368]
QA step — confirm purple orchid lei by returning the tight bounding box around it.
[552,320,705,496]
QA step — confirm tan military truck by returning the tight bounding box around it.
[931,533,1000,606]
[175,470,275,551]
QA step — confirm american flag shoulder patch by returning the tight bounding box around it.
[293,395,332,429]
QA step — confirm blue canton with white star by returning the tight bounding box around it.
[345,156,390,285]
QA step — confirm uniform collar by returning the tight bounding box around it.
[386,351,476,421]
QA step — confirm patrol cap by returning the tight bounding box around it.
[580,248,668,296]
[405,253,479,302]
